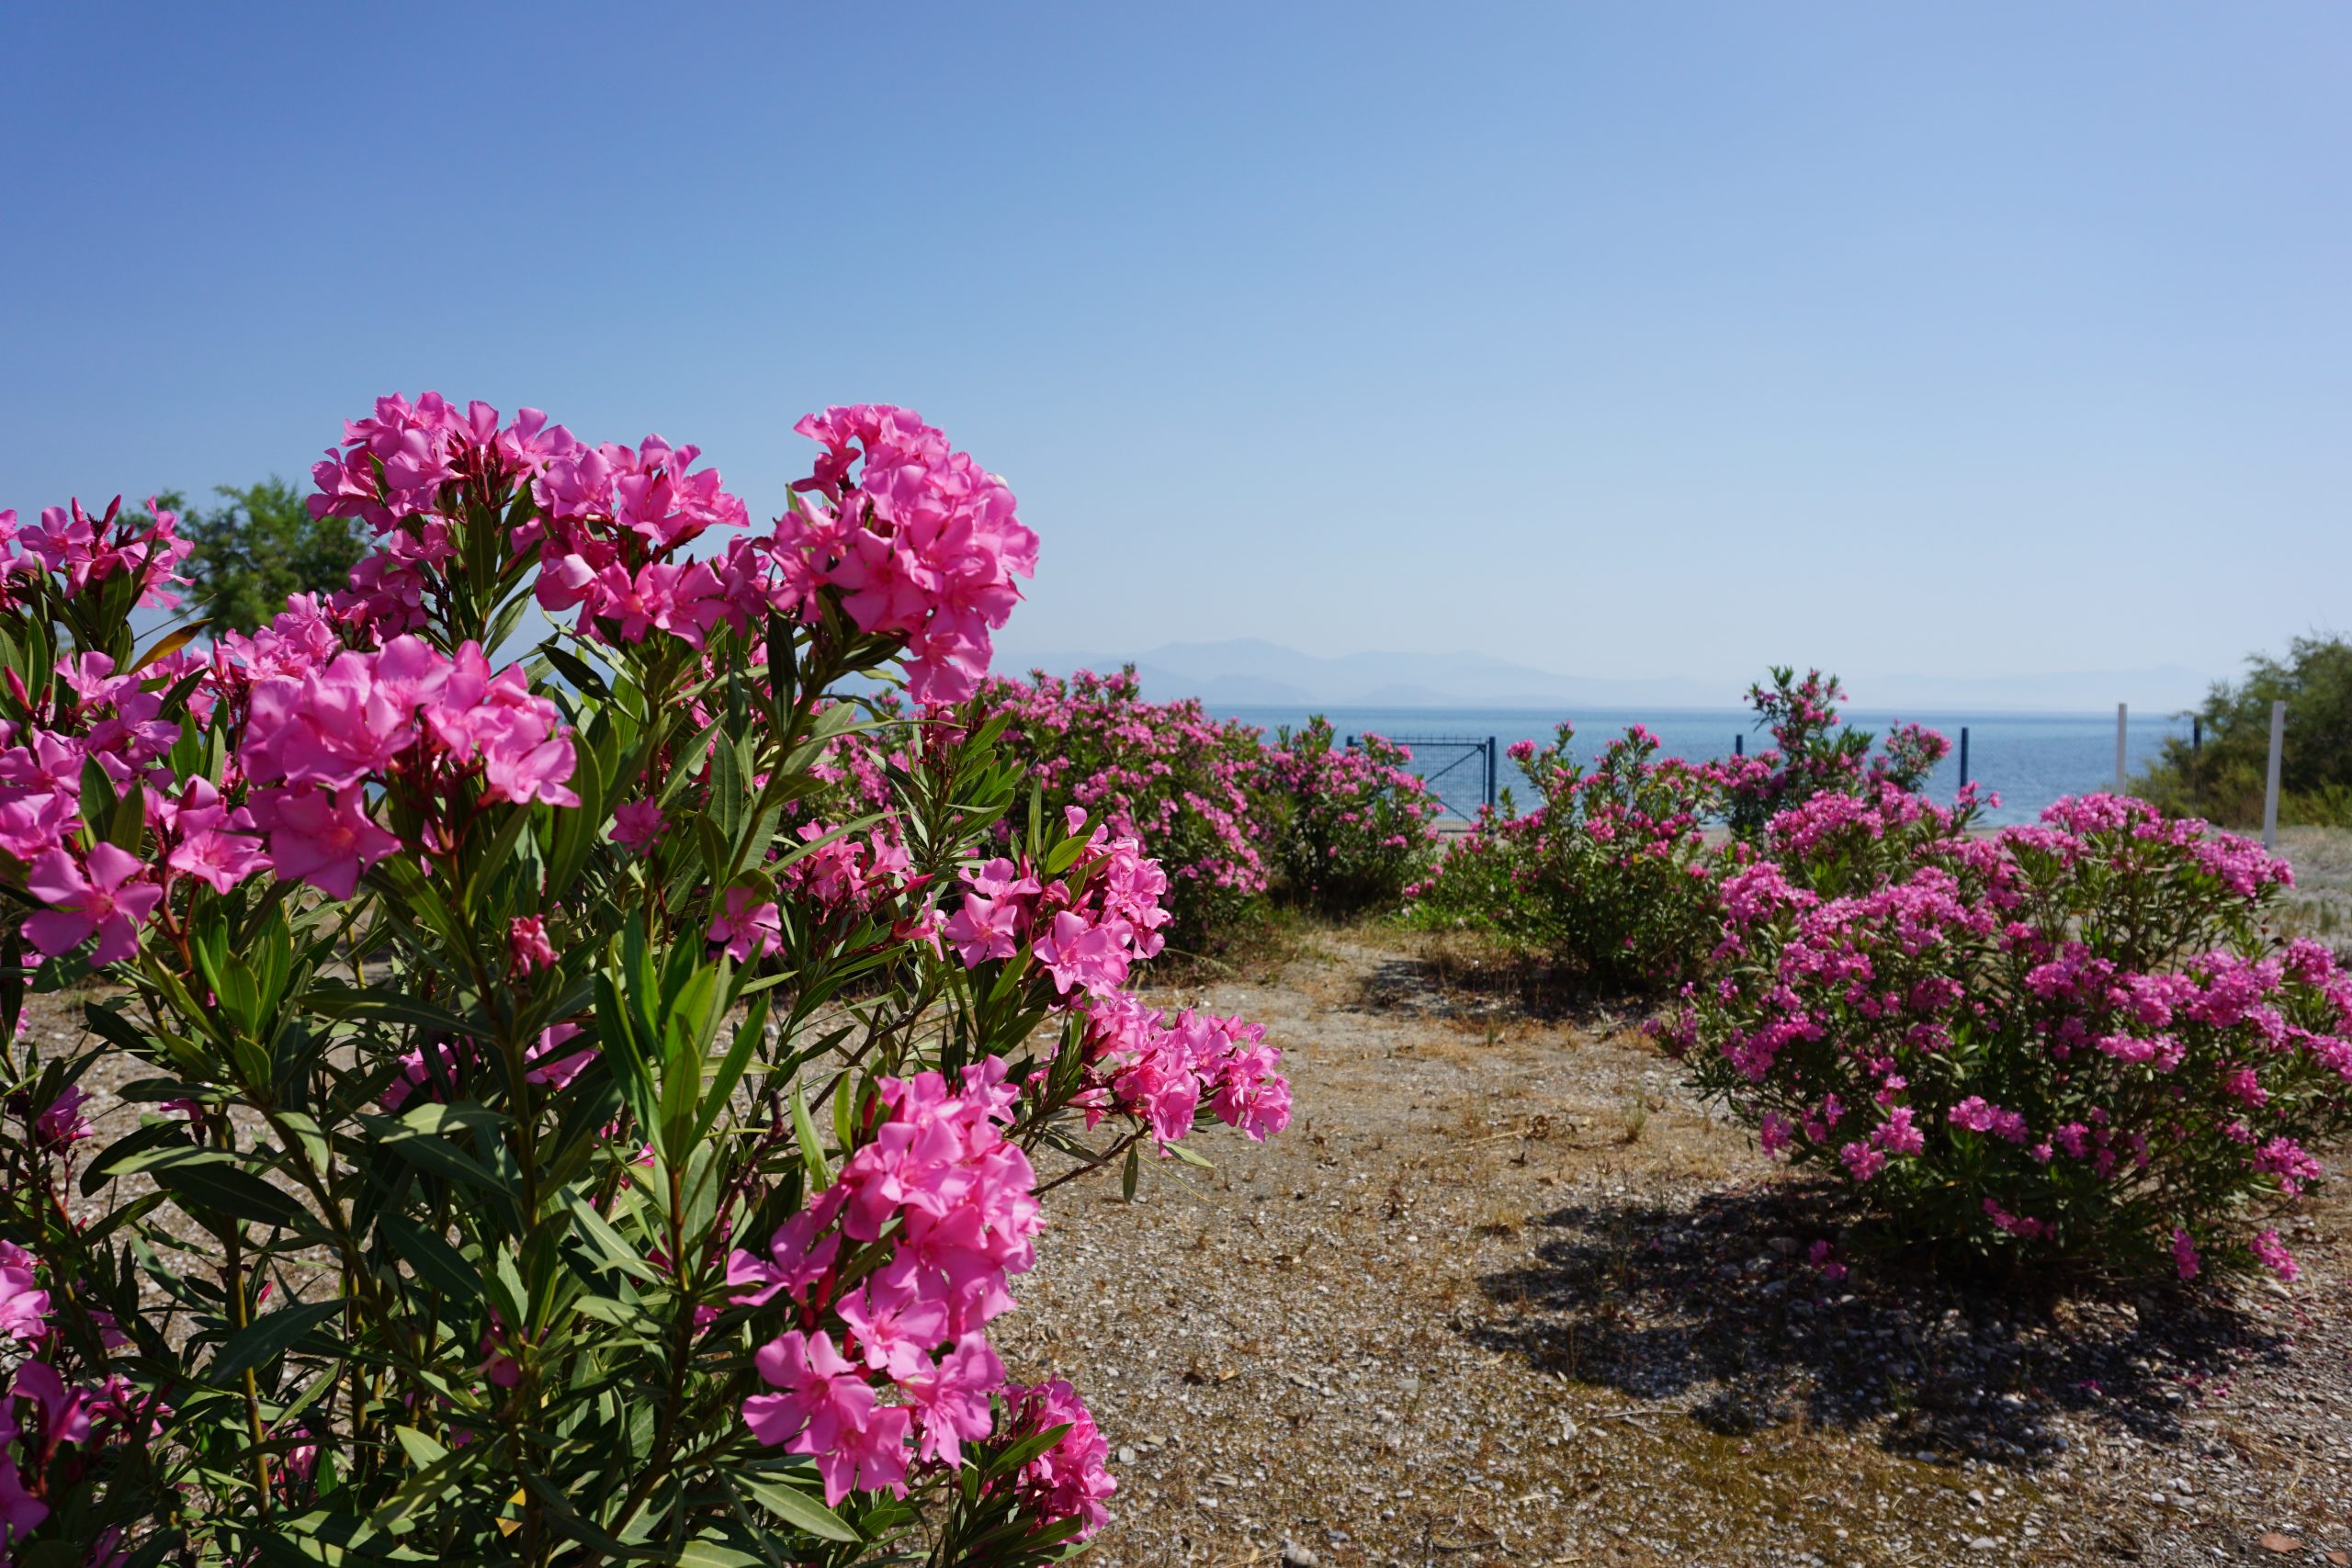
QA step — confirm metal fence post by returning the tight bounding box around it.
[1958,726,1969,791]
[1734,733,1744,757]
[2115,703,2128,794]
[1486,738,1498,811]
[2264,699,2286,851]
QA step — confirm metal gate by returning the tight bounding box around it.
[1345,733,1498,822]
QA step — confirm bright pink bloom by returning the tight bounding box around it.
[508,917,557,975]
[0,1243,49,1342]
[2249,1228,2300,1283]
[899,1332,1002,1467]
[835,1259,950,1381]
[709,887,782,962]
[1000,1380,1116,1540]
[23,842,159,965]
[741,1330,910,1506]
[250,787,401,898]
[612,799,664,852]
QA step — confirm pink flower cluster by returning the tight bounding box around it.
[732,1062,1044,1506]
[943,818,1171,998]
[240,636,579,897]
[1,496,192,611]
[997,1379,1117,1540]
[776,406,1037,705]
[1069,993,1293,1145]
[0,1244,162,1555]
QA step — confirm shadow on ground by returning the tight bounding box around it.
[1351,950,1645,1031]
[1468,1182,2290,1467]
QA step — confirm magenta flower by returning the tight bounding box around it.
[0,1455,45,1547]
[612,799,665,852]
[708,887,782,962]
[900,1331,1003,1467]
[33,1084,92,1149]
[508,917,557,975]
[741,1330,911,1506]
[252,788,401,899]
[23,843,160,965]
[0,1243,50,1343]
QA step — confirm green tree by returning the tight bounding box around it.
[2135,634,2352,827]
[170,476,366,630]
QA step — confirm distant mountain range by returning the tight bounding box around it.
[991,638,2217,716]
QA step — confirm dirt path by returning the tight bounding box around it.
[996,931,2352,1568]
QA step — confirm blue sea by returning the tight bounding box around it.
[1216,705,2196,828]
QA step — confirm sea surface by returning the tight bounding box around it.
[1217,705,2196,828]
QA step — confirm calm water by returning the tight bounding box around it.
[1220,705,2195,827]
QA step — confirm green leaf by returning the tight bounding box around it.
[538,640,614,705]
[695,993,766,1146]
[738,1477,858,1543]
[305,986,479,1040]
[1122,1141,1141,1202]
[377,1213,485,1307]
[790,1086,831,1190]
[562,1191,662,1284]
[82,1119,197,1195]
[148,1149,310,1228]
[210,1298,341,1384]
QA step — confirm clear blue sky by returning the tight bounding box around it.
[4,3,2346,701]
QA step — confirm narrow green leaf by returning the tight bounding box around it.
[737,1476,858,1543]
[790,1086,831,1190]
[210,1298,341,1384]
[378,1213,485,1307]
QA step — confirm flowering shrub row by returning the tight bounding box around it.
[1401,671,1952,994]
[970,671,1441,942]
[0,396,1287,1562]
[1404,723,1733,992]
[1664,789,2352,1279]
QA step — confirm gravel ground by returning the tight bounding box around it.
[993,929,2352,1568]
[2278,827,2352,949]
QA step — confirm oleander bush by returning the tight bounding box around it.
[1402,722,1733,994]
[971,668,1271,951]
[0,398,1287,1563]
[1663,788,2352,1280]
[1257,718,1440,914]
[1713,665,1951,840]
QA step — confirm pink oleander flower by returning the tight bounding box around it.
[33,1084,92,1149]
[741,1330,910,1506]
[508,916,557,975]
[249,786,401,899]
[726,1204,843,1308]
[999,1379,1116,1540]
[0,1243,49,1342]
[2172,1227,2200,1280]
[612,798,665,852]
[835,1258,950,1381]
[0,1454,45,1547]
[22,842,160,965]
[709,886,782,962]
[2248,1228,2300,1283]
[899,1331,1003,1468]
